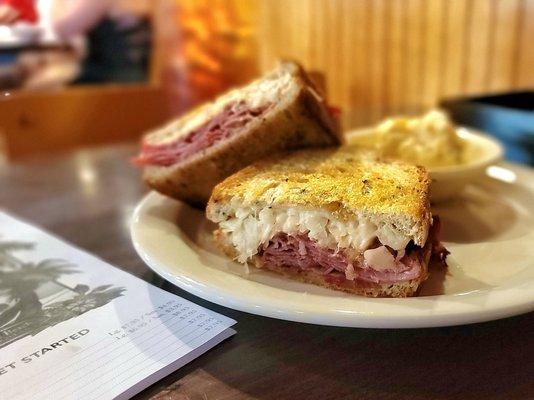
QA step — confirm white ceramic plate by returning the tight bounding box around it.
[131,163,534,328]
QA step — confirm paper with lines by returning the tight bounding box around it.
[0,212,236,400]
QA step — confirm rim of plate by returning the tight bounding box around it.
[131,174,534,328]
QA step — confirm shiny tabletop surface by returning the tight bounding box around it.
[1,143,533,400]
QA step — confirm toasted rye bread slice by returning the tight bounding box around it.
[213,229,430,298]
[207,148,432,248]
[141,61,341,208]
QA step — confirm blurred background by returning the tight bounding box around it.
[0,0,532,162]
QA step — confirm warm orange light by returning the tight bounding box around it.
[164,0,258,113]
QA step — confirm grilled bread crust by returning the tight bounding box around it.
[207,148,432,246]
[142,61,341,208]
[213,229,429,298]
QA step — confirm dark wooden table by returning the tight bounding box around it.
[1,144,533,400]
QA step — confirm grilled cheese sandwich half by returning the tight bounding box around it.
[207,149,447,298]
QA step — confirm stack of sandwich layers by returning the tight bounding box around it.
[135,61,341,207]
[135,61,448,298]
[207,150,448,297]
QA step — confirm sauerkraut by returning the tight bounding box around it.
[211,200,411,263]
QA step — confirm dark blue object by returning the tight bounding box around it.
[441,91,534,165]
[0,53,17,64]
[75,17,151,84]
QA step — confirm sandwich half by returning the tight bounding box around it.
[134,61,342,207]
[206,149,448,297]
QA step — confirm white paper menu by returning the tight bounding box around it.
[0,212,236,400]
